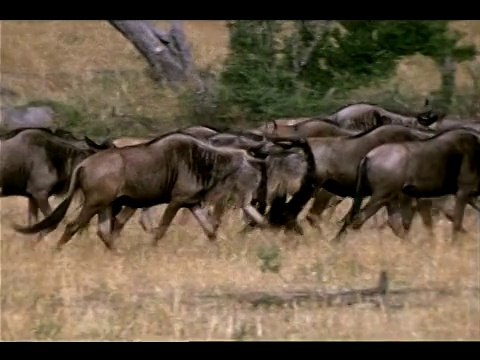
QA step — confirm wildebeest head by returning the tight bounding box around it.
[416,110,446,127]
[83,136,115,151]
[416,98,447,127]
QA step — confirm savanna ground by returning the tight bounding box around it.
[1,21,480,341]
[1,196,480,340]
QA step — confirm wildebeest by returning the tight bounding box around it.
[262,102,442,138]
[110,125,226,232]
[273,125,438,238]
[263,117,360,138]
[258,103,443,230]
[0,127,113,241]
[429,116,480,132]
[108,128,316,238]
[343,128,480,242]
[323,102,441,131]
[12,131,271,251]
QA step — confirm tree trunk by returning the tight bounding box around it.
[109,20,199,86]
[437,55,456,114]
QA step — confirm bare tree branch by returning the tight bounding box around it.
[109,20,186,83]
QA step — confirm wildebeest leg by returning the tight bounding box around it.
[139,207,154,233]
[437,199,470,233]
[385,200,406,239]
[31,192,53,242]
[394,195,416,233]
[350,194,393,232]
[26,197,45,245]
[189,205,217,241]
[325,196,344,221]
[332,196,365,242]
[242,203,267,228]
[267,195,287,226]
[306,189,335,231]
[415,199,434,236]
[451,192,470,243]
[210,201,227,233]
[27,198,39,226]
[55,204,102,251]
[111,206,137,242]
[96,206,117,251]
[152,203,183,246]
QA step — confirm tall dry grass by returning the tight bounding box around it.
[1,20,480,341]
[1,196,479,340]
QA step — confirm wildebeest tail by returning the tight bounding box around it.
[13,165,84,235]
[350,156,369,220]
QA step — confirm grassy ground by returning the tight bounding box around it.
[1,196,479,340]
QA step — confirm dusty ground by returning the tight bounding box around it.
[1,196,479,341]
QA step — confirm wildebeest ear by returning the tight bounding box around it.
[424,98,430,108]
[272,120,278,130]
[84,136,108,150]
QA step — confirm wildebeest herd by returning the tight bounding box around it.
[2,101,480,252]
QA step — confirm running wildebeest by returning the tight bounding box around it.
[272,125,438,238]
[108,128,316,238]
[323,102,441,131]
[110,125,227,233]
[263,102,442,138]
[259,102,443,229]
[343,128,480,243]
[264,117,360,138]
[12,131,271,251]
[0,127,113,241]
[207,132,317,235]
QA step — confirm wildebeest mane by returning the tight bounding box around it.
[181,124,226,133]
[329,101,422,118]
[304,117,341,126]
[168,133,257,190]
[417,127,480,142]
[344,119,387,139]
[220,129,265,142]
[138,129,189,146]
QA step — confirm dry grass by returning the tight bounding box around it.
[1,196,479,341]
[1,20,230,126]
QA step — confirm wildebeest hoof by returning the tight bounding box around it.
[284,221,304,236]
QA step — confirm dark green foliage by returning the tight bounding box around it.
[212,20,476,124]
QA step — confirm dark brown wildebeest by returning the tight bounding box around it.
[0,127,113,241]
[207,132,317,235]
[12,131,271,251]
[272,125,438,237]
[262,102,442,138]
[259,103,443,228]
[263,117,360,138]
[110,125,226,232]
[323,102,441,131]
[108,129,316,238]
[430,117,480,132]
[343,128,480,242]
